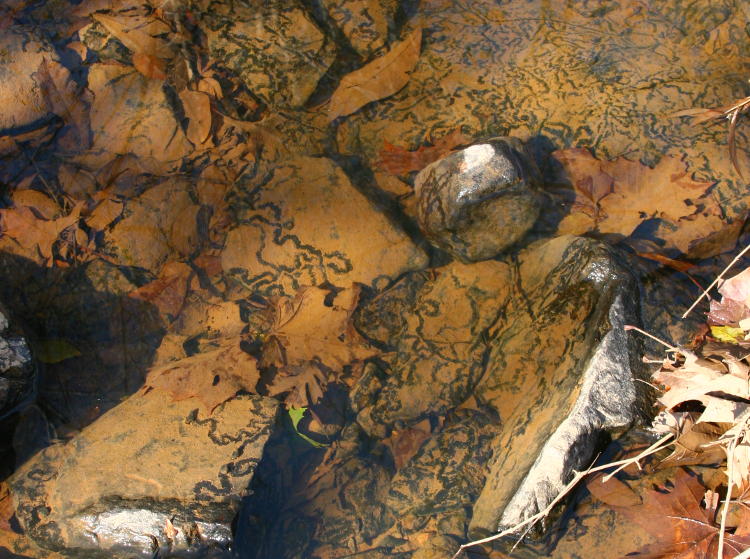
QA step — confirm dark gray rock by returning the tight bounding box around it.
[414,138,541,263]
[10,388,279,558]
[0,302,35,420]
[469,235,648,535]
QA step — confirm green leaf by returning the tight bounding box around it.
[287,407,327,448]
[36,339,82,363]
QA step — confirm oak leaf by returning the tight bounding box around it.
[0,203,82,265]
[328,28,421,120]
[553,148,727,257]
[143,338,259,415]
[377,129,472,175]
[620,468,750,558]
[263,285,378,407]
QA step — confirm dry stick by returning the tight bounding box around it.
[451,433,674,559]
[682,242,750,319]
[624,325,681,353]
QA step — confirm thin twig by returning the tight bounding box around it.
[682,242,750,319]
[624,325,681,353]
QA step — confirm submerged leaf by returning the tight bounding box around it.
[328,27,421,120]
[377,129,472,175]
[143,338,259,415]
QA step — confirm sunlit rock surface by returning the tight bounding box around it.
[221,156,428,295]
[414,138,541,262]
[10,390,278,558]
[194,0,336,109]
[0,27,55,137]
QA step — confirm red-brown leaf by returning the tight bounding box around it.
[377,129,472,175]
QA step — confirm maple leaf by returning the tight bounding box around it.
[262,285,378,407]
[620,469,750,558]
[128,261,193,321]
[328,27,422,120]
[552,148,726,257]
[142,338,259,415]
[33,58,92,150]
[377,129,472,175]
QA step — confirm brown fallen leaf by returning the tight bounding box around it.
[85,198,123,231]
[132,52,166,80]
[33,58,92,150]
[129,261,193,320]
[143,338,259,415]
[263,285,378,407]
[621,468,750,558]
[179,89,213,146]
[585,472,642,507]
[328,27,422,120]
[92,12,172,60]
[553,148,728,257]
[377,129,472,175]
[383,418,432,470]
[0,203,82,266]
[12,189,60,220]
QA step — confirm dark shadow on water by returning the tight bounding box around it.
[0,251,164,473]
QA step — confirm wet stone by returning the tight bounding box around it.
[355,259,512,436]
[195,0,337,109]
[221,156,428,295]
[0,301,35,420]
[414,138,541,262]
[470,235,648,535]
[10,389,279,558]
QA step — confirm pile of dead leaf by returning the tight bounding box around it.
[586,263,750,559]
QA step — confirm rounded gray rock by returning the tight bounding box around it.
[414,137,541,262]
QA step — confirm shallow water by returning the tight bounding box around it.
[0,0,749,558]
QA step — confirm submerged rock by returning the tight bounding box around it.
[414,138,541,262]
[195,0,336,109]
[221,156,428,295]
[262,235,646,558]
[319,0,399,60]
[0,302,34,419]
[10,389,279,557]
[470,235,647,535]
[0,27,55,135]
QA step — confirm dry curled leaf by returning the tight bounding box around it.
[143,338,259,415]
[263,285,378,407]
[328,27,421,120]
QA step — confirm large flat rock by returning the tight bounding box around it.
[221,156,428,295]
[10,389,279,558]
